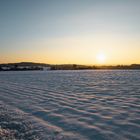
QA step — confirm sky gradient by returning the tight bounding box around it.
[0,0,140,65]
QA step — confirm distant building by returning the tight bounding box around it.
[1,66,10,70]
[17,66,31,69]
[43,66,51,70]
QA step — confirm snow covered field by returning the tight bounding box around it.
[0,70,140,140]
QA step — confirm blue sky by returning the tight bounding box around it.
[0,0,140,64]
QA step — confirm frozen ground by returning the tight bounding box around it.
[0,70,140,140]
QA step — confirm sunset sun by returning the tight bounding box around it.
[96,53,106,64]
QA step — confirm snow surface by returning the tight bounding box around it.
[0,70,140,140]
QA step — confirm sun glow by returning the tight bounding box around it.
[96,53,106,64]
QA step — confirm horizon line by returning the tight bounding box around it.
[0,61,140,66]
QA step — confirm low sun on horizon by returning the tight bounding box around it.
[96,53,107,64]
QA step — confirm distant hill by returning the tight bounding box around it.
[0,62,50,67]
[0,62,140,71]
[0,62,50,71]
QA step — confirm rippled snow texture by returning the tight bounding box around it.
[0,70,140,140]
